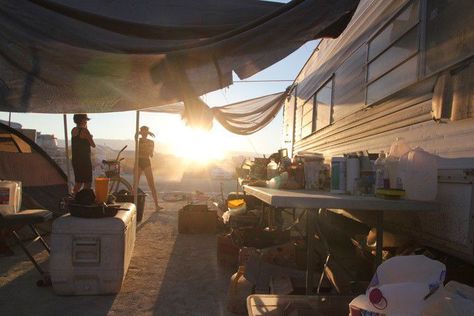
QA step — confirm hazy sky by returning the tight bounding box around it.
[0,41,317,156]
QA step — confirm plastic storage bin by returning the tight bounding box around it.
[0,180,21,215]
[50,203,136,295]
[178,204,216,234]
[399,147,438,201]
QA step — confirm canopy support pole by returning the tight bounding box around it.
[133,111,140,207]
[8,112,11,127]
[63,114,71,192]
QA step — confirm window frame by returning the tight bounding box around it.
[313,76,335,132]
[365,0,423,105]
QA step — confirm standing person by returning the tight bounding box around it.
[71,114,95,194]
[137,126,162,210]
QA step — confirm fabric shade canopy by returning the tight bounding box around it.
[0,0,359,115]
[144,91,288,135]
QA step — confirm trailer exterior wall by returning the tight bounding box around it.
[284,0,474,262]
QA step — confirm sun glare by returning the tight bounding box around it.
[169,126,225,164]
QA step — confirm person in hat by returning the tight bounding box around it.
[71,114,95,194]
[137,126,161,210]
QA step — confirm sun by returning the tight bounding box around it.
[170,126,226,164]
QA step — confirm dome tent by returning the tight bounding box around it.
[0,122,68,215]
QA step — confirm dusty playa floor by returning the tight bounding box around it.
[0,200,238,316]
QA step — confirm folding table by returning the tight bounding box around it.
[243,186,438,294]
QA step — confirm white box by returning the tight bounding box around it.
[50,203,136,295]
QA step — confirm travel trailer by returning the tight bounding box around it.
[283,0,474,262]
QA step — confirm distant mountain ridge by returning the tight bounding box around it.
[57,138,263,158]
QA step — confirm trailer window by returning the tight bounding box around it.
[366,0,421,104]
[294,100,303,141]
[314,79,333,131]
[333,45,366,121]
[425,0,474,75]
[301,98,313,138]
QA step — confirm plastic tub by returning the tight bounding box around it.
[0,180,21,215]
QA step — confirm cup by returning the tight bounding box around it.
[95,177,110,203]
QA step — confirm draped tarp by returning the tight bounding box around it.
[0,0,359,113]
[144,91,288,135]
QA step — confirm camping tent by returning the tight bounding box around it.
[0,122,68,215]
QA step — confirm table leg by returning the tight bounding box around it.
[375,210,384,268]
[306,209,316,295]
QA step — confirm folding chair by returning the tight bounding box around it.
[0,209,53,286]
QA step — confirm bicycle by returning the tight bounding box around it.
[102,145,133,194]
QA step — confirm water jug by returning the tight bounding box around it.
[266,160,279,180]
[0,180,21,215]
[399,147,438,201]
[388,137,411,158]
[226,265,253,314]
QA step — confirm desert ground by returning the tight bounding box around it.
[0,195,240,316]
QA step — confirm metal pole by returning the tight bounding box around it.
[8,112,11,126]
[63,114,72,191]
[133,111,140,206]
[305,208,316,295]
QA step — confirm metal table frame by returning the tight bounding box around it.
[243,186,438,295]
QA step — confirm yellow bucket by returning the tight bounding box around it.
[95,177,110,203]
[228,199,245,209]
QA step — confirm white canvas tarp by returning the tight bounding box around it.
[145,91,288,135]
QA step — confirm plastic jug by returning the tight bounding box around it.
[95,178,110,203]
[226,265,253,314]
[266,159,279,180]
[388,138,411,158]
[399,147,438,201]
[0,180,22,215]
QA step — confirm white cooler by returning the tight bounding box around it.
[50,203,136,295]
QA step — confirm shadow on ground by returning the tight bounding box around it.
[1,200,237,316]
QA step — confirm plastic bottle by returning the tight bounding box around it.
[330,157,347,194]
[386,138,411,189]
[399,147,438,201]
[374,151,386,189]
[226,266,253,314]
[346,154,360,195]
[266,159,279,180]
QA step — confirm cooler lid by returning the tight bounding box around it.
[52,203,136,234]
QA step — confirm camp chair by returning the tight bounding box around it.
[0,209,52,285]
